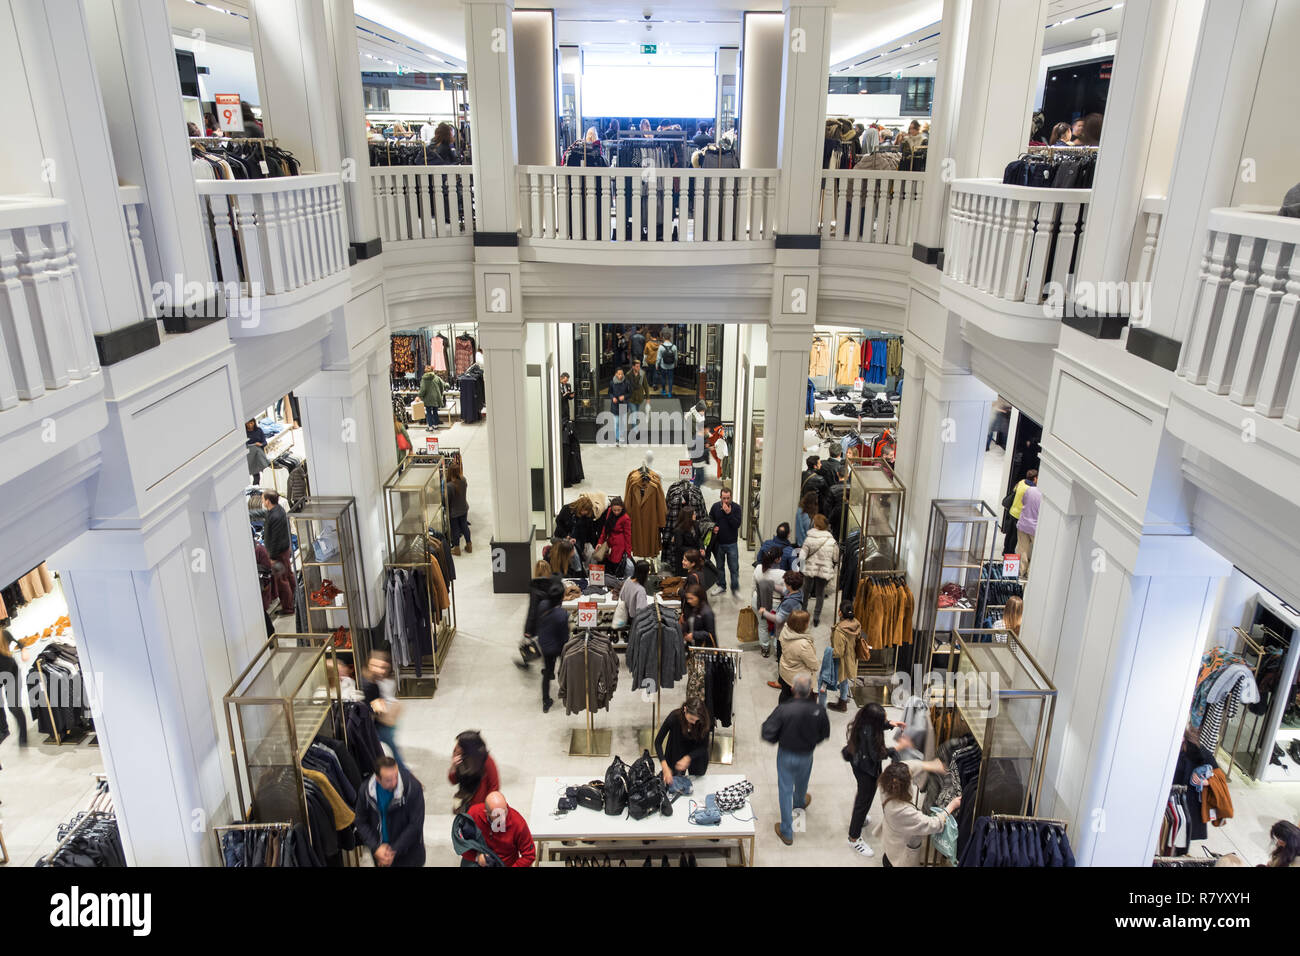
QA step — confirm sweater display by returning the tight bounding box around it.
[623,468,668,559]
[557,632,619,715]
[626,601,686,692]
[852,576,915,650]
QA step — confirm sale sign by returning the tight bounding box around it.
[577,601,598,628]
[1002,554,1020,579]
[425,434,438,452]
[679,459,693,480]
[215,94,244,133]
[589,564,604,586]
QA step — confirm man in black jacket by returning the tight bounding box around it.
[708,487,743,598]
[800,456,829,513]
[261,491,294,615]
[354,756,426,867]
[761,673,830,846]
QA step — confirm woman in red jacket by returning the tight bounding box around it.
[596,496,633,573]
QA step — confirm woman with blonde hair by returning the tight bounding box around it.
[1001,595,1023,638]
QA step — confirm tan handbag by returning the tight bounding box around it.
[736,606,759,644]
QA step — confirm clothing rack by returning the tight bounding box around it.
[990,812,1068,831]
[1026,144,1098,157]
[211,821,292,866]
[636,599,672,753]
[568,633,612,757]
[37,775,113,866]
[34,657,91,745]
[191,136,279,145]
[687,645,742,765]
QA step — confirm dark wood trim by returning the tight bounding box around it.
[911,242,941,265]
[774,234,820,250]
[351,237,382,259]
[157,295,226,334]
[95,319,161,365]
[1125,327,1182,371]
[473,232,520,247]
[1062,307,1127,340]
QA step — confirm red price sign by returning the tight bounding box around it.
[679,459,693,480]
[577,601,598,628]
[425,434,439,452]
[215,94,244,133]
[1002,554,1020,579]
[589,564,604,585]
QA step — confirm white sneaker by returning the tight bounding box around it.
[850,838,874,857]
[709,585,725,597]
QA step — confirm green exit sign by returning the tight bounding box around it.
[640,43,657,54]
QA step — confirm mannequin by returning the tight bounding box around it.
[639,449,658,476]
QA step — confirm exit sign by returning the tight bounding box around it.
[641,43,657,54]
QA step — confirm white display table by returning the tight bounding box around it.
[528,773,756,866]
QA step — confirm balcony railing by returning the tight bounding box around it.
[0,197,98,412]
[196,173,348,297]
[517,166,778,244]
[1129,195,1166,324]
[1179,208,1300,427]
[371,166,475,243]
[943,178,1092,306]
[119,185,156,320]
[818,170,925,247]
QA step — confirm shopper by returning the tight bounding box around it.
[1003,468,1037,556]
[683,400,707,482]
[558,372,573,422]
[795,491,819,546]
[752,547,788,653]
[609,367,630,445]
[844,701,889,856]
[0,629,27,747]
[799,514,838,627]
[776,610,818,702]
[757,522,796,571]
[762,673,831,846]
[875,761,960,867]
[656,699,712,786]
[446,458,471,555]
[354,755,426,867]
[554,494,599,557]
[672,510,702,575]
[461,791,535,867]
[245,419,269,484]
[680,583,716,647]
[548,538,580,576]
[629,325,647,366]
[621,560,651,621]
[708,486,743,598]
[518,559,562,667]
[625,360,648,440]
[362,651,406,772]
[535,591,570,714]
[430,122,459,164]
[1050,122,1072,146]
[643,331,661,391]
[1016,482,1041,581]
[801,456,829,513]
[761,570,805,663]
[1076,112,1103,147]
[449,730,500,813]
[418,369,445,428]
[819,444,845,487]
[657,336,678,397]
[823,601,859,713]
[692,123,714,149]
[595,497,632,574]
[261,491,294,615]
[1267,821,1300,867]
[1000,595,1023,637]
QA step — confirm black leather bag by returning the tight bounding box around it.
[625,750,664,820]
[571,783,605,812]
[604,757,630,815]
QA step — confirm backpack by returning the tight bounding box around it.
[626,750,667,820]
[659,342,677,368]
[603,755,630,815]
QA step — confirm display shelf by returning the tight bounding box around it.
[914,499,1000,674]
[287,497,371,664]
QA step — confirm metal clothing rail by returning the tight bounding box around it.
[687,644,743,765]
[38,775,114,865]
[989,812,1068,831]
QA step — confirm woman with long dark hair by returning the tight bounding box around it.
[680,583,716,647]
[445,457,471,554]
[876,761,959,868]
[655,699,713,785]
[448,731,499,813]
[1268,820,1300,867]
[844,702,888,856]
[595,496,632,574]
[670,507,700,574]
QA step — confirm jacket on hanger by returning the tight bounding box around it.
[623,469,667,559]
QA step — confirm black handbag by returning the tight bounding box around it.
[571,783,605,812]
[603,757,629,815]
[625,750,664,820]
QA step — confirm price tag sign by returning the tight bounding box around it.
[1002,554,1020,579]
[577,601,598,628]
[425,435,438,452]
[852,377,865,395]
[215,94,244,133]
[679,459,693,480]
[589,564,604,586]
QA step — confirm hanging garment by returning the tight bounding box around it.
[557,632,620,715]
[454,335,477,377]
[626,602,686,692]
[834,337,859,385]
[662,479,706,564]
[809,338,831,377]
[623,469,668,559]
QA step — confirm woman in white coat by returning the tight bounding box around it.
[798,514,838,627]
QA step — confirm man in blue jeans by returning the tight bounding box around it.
[708,486,742,597]
[761,673,830,845]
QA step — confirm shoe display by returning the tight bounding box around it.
[679,852,688,867]
[310,580,342,607]
[687,852,697,867]
[642,856,652,867]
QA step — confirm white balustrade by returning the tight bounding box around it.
[516,166,779,244]
[942,178,1092,306]
[1179,208,1300,429]
[0,197,98,412]
[817,170,925,246]
[118,185,157,320]
[195,173,348,297]
[1129,195,1166,324]
[370,166,476,242]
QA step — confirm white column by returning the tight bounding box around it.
[773,0,834,235]
[1071,0,1183,313]
[738,11,785,170]
[1144,0,1275,348]
[324,0,380,247]
[85,0,216,312]
[760,321,813,538]
[949,0,1049,181]
[248,0,345,182]
[3,0,152,340]
[1050,517,1230,866]
[465,0,519,232]
[513,9,557,168]
[914,0,974,251]
[476,261,530,541]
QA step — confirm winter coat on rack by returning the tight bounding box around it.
[623,469,668,559]
[557,632,619,714]
[798,527,838,581]
[626,601,687,692]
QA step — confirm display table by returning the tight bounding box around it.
[528,773,756,866]
[815,407,898,437]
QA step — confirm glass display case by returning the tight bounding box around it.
[384,458,458,696]
[915,499,1000,673]
[289,496,371,666]
[223,635,343,826]
[934,633,1059,821]
[837,459,905,566]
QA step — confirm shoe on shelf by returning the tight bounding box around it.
[850,839,874,857]
[451,546,462,556]
[642,857,652,867]
[773,823,793,846]
[660,854,670,867]
[679,852,689,867]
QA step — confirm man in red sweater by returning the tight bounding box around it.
[461,791,536,867]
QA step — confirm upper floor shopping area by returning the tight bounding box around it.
[1,0,1298,515]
